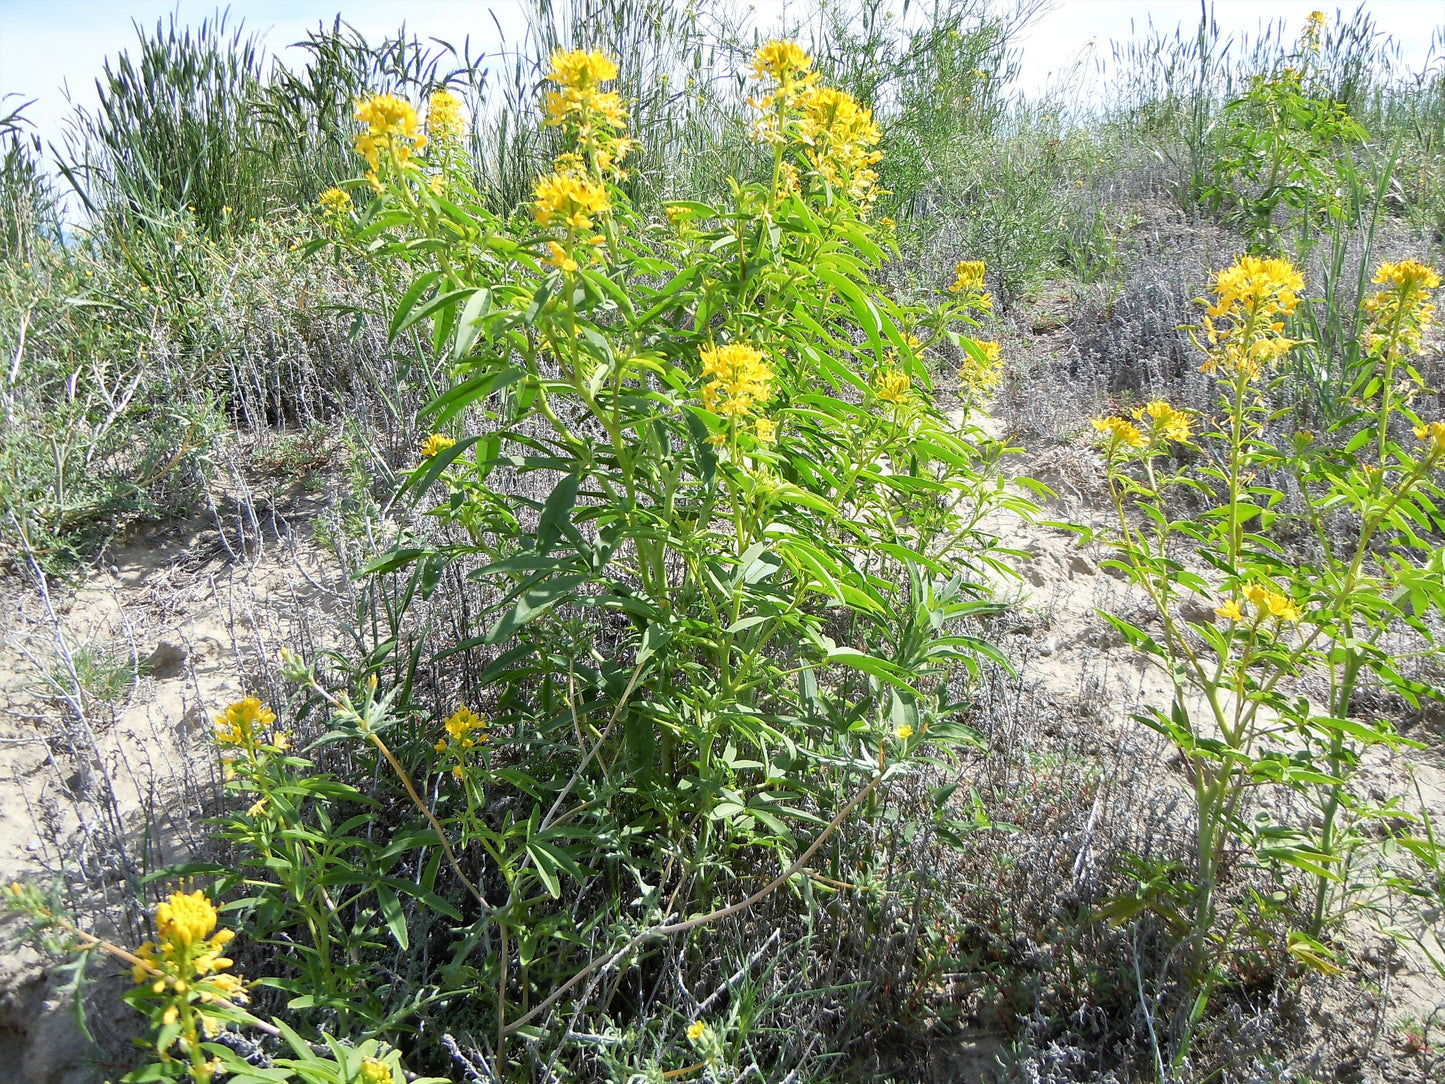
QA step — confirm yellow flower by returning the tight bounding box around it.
[354,94,424,172]
[451,765,465,781]
[1413,420,1445,452]
[1133,400,1191,442]
[700,343,774,419]
[155,890,219,949]
[754,417,777,442]
[420,433,457,458]
[1301,10,1327,49]
[214,697,276,751]
[751,40,812,82]
[547,50,618,89]
[796,85,883,203]
[533,171,611,231]
[358,1059,393,1084]
[1215,599,1243,622]
[874,369,911,405]
[895,724,914,740]
[1201,255,1304,379]
[686,1020,707,1042]
[1363,260,1439,355]
[1242,582,1299,622]
[439,705,488,753]
[319,186,352,219]
[427,88,466,142]
[1091,415,1145,450]
[958,340,1003,399]
[950,260,986,293]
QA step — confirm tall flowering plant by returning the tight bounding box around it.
[1093,254,1444,1060]
[313,43,1021,1068]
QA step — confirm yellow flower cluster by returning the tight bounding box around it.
[796,85,883,202]
[533,171,611,232]
[436,705,488,780]
[948,260,992,310]
[543,50,633,179]
[358,1060,393,1084]
[1215,583,1300,624]
[132,890,245,1002]
[420,432,456,458]
[1092,415,1144,450]
[1415,420,1445,454]
[874,368,912,405]
[319,186,352,224]
[1133,399,1191,442]
[1200,255,1303,380]
[1363,259,1439,355]
[700,343,774,419]
[1301,10,1327,50]
[214,697,287,756]
[754,417,777,442]
[427,88,466,142]
[354,94,426,178]
[748,40,819,130]
[747,41,881,203]
[958,339,1002,398]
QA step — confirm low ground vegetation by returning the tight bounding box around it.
[2,2,1444,1082]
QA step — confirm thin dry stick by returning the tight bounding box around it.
[503,771,885,1036]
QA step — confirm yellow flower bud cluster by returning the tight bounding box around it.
[543,50,634,181]
[318,186,352,230]
[948,260,992,310]
[874,368,912,405]
[957,339,1002,399]
[1200,255,1303,381]
[436,706,488,780]
[700,343,775,420]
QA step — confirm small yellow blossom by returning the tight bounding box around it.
[1413,420,1445,452]
[700,343,774,419]
[1200,255,1304,379]
[754,417,777,442]
[439,705,488,753]
[875,369,911,405]
[547,49,618,88]
[958,340,1003,400]
[751,40,812,82]
[1363,260,1439,355]
[1133,400,1191,442]
[420,433,457,458]
[1215,599,1243,622]
[318,186,352,223]
[686,1020,708,1042]
[895,724,914,740]
[1091,415,1145,450]
[358,1059,393,1084]
[950,260,986,292]
[214,697,277,752]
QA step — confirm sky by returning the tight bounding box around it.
[1,0,1442,155]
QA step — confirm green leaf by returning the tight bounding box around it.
[377,886,408,949]
[487,574,586,643]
